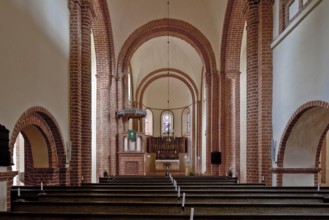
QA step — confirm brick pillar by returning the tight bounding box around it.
[96,74,112,179]
[69,0,82,186]
[321,139,326,183]
[225,71,241,177]
[245,0,259,183]
[258,0,273,186]
[211,72,220,176]
[109,75,118,176]
[81,0,92,183]
[205,74,212,175]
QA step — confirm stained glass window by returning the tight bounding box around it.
[145,109,153,135]
[161,111,173,135]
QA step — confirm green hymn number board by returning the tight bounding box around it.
[128,130,136,141]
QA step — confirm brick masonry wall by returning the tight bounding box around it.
[81,0,93,183]
[246,0,260,183]
[321,139,326,183]
[220,0,245,179]
[92,0,116,177]
[118,153,145,175]
[258,0,273,185]
[69,0,83,186]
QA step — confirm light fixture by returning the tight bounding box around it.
[166,0,174,138]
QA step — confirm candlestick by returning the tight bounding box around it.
[190,207,194,220]
[178,187,180,199]
[182,193,185,207]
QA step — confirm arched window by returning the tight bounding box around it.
[161,111,174,135]
[145,109,153,135]
[182,108,191,135]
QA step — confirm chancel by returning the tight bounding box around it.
[1,0,329,218]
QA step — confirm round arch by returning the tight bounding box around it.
[276,101,329,186]
[136,68,198,105]
[10,106,67,185]
[117,18,217,77]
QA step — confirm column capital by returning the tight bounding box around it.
[81,0,96,17]
[68,0,81,11]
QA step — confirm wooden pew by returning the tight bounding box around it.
[11,200,329,216]
[2,211,329,219]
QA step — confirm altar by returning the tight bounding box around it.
[155,159,180,171]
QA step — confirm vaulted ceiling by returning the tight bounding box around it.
[107,0,228,107]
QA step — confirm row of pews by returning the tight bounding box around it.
[1,175,329,219]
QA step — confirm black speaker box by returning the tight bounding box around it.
[211,151,221,164]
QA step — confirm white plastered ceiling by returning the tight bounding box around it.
[107,0,227,104]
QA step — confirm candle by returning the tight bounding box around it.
[178,187,180,198]
[17,188,20,197]
[41,182,43,191]
[318,183,320,191]
[190,208,194,220]
[182,193,185,207]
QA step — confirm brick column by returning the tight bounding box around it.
[258,0,273,186]
[245,0,259,183]
[96,74,111,178]
[321,139,326,183]
[225,71,241,177]
[69,0,82,186]
[81,0,92,183]
[109,75,118,176]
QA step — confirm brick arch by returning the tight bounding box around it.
[135,68,198,105]
[117,18,217,77]
[10,106,67,185]
[137,73,197,110]
[220,0,246,72]
[276,100,329,186]
[92,0,115,77]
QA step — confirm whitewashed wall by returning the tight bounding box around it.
[272,0,329,185]
[0,0,70,141]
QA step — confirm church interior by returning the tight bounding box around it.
[1,0,329,217]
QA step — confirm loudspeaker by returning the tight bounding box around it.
[211,151,221,164]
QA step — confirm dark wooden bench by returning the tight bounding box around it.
[11,200,329,216]
[2,211,329,219]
